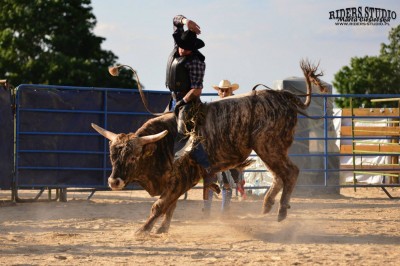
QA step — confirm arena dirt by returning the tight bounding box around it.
[1,187,399,265]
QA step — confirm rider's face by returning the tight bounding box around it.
[178,47,192,56]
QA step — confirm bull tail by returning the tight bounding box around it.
[251,59,327,110]
[283,59,328,119]
[300,59,327,108]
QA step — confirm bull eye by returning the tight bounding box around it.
[129,155,137,163]
[109,147,120,162]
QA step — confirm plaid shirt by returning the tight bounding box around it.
[172,15,205,89]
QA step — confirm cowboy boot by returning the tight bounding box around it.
[173,102,193,161]
[173,132,192,161]
[191,142,221,192]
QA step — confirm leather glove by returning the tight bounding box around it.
[174,99,187,117]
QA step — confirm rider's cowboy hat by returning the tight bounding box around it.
[173,30,205,50]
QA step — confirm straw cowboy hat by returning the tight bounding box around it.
[212,80,239,91]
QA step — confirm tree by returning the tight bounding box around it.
[0,0,137,89]
[380,25,400,90]
[333,25,400,108]
[380,25,400,68]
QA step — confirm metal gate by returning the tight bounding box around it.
[14,84,170,192]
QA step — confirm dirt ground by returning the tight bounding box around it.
[1,186,399,266]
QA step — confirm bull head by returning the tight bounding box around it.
[91,123,168,190]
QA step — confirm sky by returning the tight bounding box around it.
[91,0,399,96]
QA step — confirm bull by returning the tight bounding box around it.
[91,59,327,234]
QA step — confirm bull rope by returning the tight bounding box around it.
[252,83,312,98]
[108,64,167,116]
[251,83,325,120]
[183,101,206,142]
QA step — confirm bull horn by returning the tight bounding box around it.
[91,123,117,141]
[140,130,168,145]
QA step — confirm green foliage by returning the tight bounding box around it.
[0,0,137,89]
[380,25,400,66]
[333,56,395,108]
[334,25,400,108]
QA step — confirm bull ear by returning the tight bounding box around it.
[140,130,168,145]
[91,123,117,141]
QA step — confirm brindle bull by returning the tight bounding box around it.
[92,59,327,234]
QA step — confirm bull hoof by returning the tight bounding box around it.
[262,198,275,214]
[277,208,288,222]
[262,204,273,214]
[135,227,150,235]
[155,226,169,234]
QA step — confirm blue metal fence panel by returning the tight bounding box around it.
[12,86,400,191]
[15,84,170,188]
[0,86,14,189]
